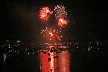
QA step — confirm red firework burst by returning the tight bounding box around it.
[58,18,68,27]
[39,6,53,21]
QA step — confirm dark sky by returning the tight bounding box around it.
[0,0,108,38]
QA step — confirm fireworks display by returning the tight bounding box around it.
[39,6,53,21]
[54,4,68,27]
[39,5,69,43]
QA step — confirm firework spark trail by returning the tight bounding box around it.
[39,6,53,21]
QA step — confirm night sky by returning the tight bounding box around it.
[0,0,108,38]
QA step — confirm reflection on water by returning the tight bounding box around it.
[40,52,50,72]
[0,44,106,72]
[58,51,70,72]
[40,48,70,72]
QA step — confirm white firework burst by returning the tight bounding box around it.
[54,4,67,19]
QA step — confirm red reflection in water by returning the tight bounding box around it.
[58,51,70,72]
[39,49,70,72]
[40,53,50,72]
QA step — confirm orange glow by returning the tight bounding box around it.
[50,38,52,40]
[49,32,52,35]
